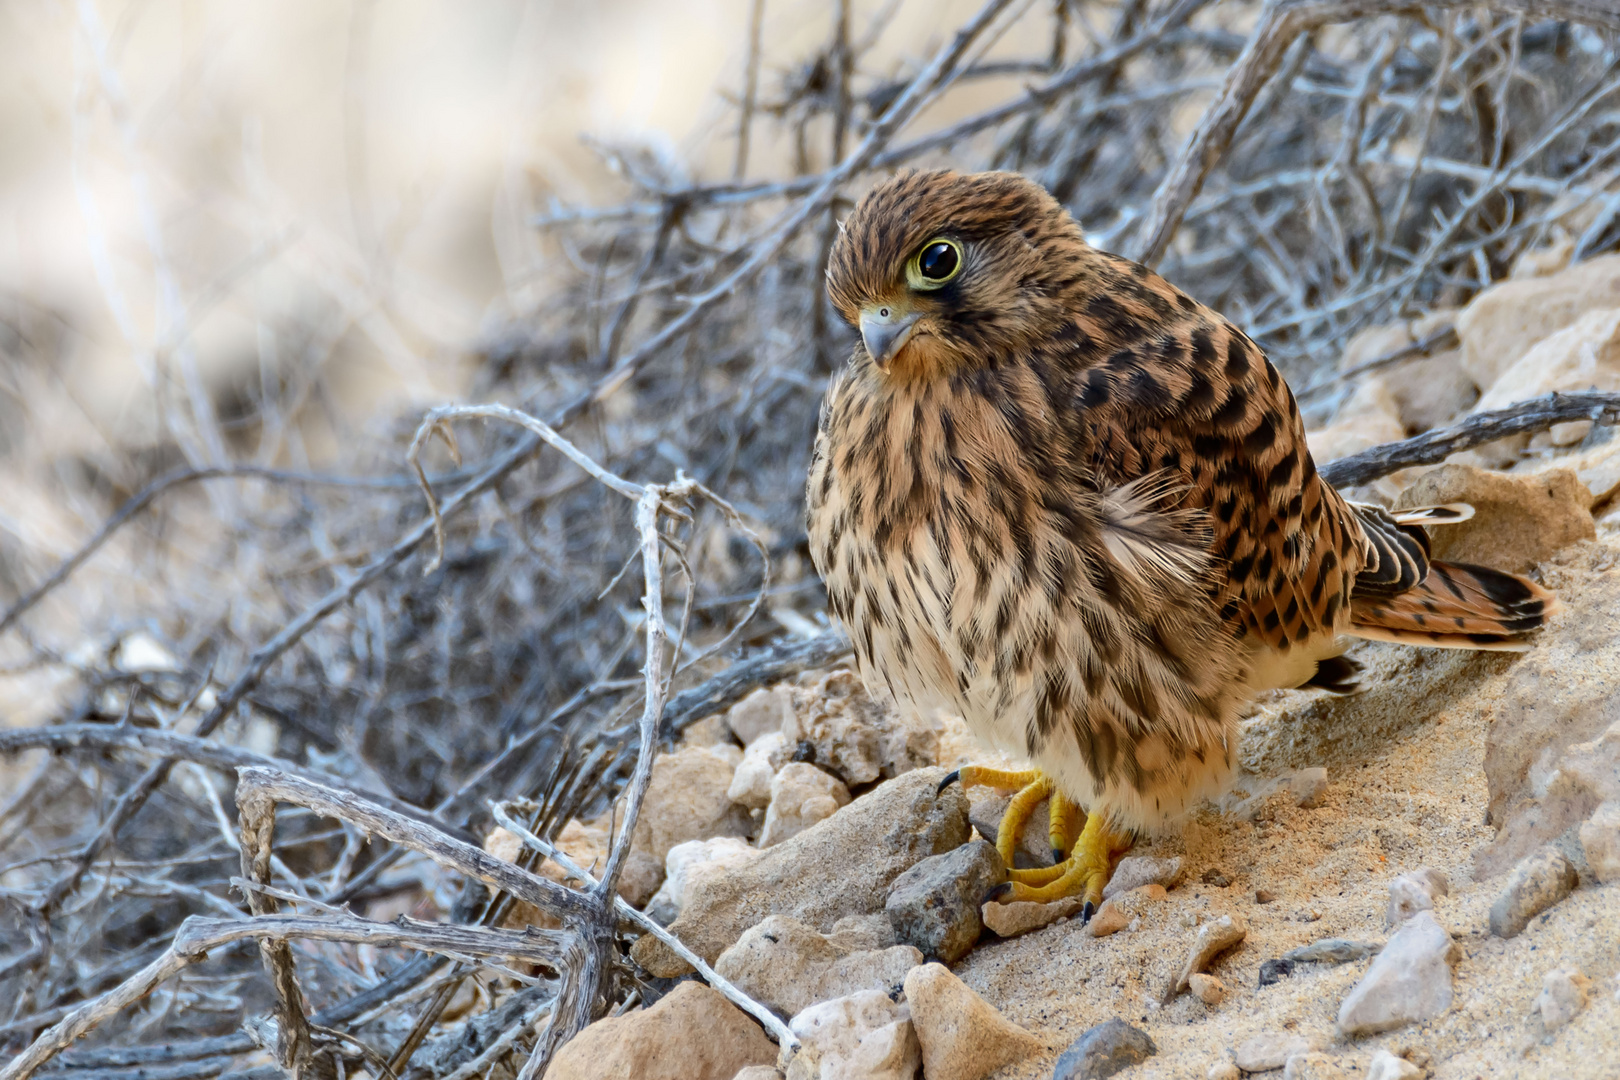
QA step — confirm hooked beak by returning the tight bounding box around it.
[859,305,920,369]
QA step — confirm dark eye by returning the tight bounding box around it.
[917,241,959,281]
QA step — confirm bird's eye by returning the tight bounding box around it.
[907,237,963,290]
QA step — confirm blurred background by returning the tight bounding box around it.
[3,0,1619,1069]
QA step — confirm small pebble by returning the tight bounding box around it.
[1050,1018,1157,1080]
[1337,910,1460,1036]
[1488,847,1578,939]
[1189,972,1226,1005]
[1385,866,1448,928]
[1100,855,1182,900]
[1169,912,1247,999]
[1366,1049,1423,1080]
[1290,766,1330,808]
[1284,938,1381,965]
[1255,888,1277,904]
[1578,800,1620,884]
[1537,967,1592,1032]
[1085,902,1130,938]
[1207,1064,1241,1080]
[1259,958,1297,987]
[981,896,1083,938]
[1201,868,1232,887]
[1233,1032,1317,1072]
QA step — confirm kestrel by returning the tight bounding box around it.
[806,169,1555,916]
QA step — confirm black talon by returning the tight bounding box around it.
[938,769,961,794]
[1051,847,1066,865]
[1080,900,1096,924]
[983,881,1013,904]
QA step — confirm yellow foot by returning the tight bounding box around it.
[938,766,1133,920]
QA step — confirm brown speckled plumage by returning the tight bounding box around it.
[806,170,1554,831]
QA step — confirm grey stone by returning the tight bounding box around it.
[1283,938,1380,965]
[630,768,970,976]
[714,914,922,1019]
[1337,910,1460,1036]
[1101,855,1183,900]
[1488,847,1579,938]
[1233,1032,1318,1072]
[1051,1018,1157,1080]
[1385,867,1449,928]
[1537,967,1592,1032]
[1258,958,1296,986]
[885,839,1005,963]
[967,790,1053,868]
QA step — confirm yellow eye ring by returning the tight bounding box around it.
[906,237,964,290]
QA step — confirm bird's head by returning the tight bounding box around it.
[826,169,1088,381]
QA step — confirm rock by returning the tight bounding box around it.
[1169,912,1247,998]
[786,989,919,1080]
[1454,251,1620,389]
[1290,767,1330,809]
[1085,884,1167,939]
[646,837,761,925]
[1385,867,1449,928]
[680,713,737,749]
[1207,1064,1241,1080]
[1101,856,1182,900]
[982,896,1084,938]
[1050,1018,1157,1079]
[633,746,753,864]
[782,670,938,786]
[729,731,791,810]
[1337,910,1460,1036]
[903,963,1043,1080]
[1189,973,1226,1005]
[714,914,922,1019]
[727,685,796,746]
[1284,939,1380,965]
[967,790,1054,868]
[631,768,969,976]
[759,763,851,848]
[1258,959,1296,987]
[484,818,662,924]
[732,1070,783,1080]
[1284,1053,1351,1080]
[1366,1049,1423,1080]
[1200,868,1232,888]
[1307,378,1407,465]
[1473,307,1620,444]
[1488,847,1579,938]
[1338,313,1477,434]
[546,981,776,1080]
[1255,889,1277,904]
[1234,1032,1317,1072]
[1475,570,1620,875]
[884,839,1004,963]
[1537,967,1592,1032]
[827,913,900,951]
[1579,800,1620,883]
[1393,464,1594,575]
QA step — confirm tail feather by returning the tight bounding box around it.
[1348,560,1558,651]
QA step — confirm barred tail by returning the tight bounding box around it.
[1347,561,1559,651]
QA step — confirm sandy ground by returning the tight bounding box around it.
[943,523,1620,1080]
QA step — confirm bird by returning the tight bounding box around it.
[805,168,1556,918]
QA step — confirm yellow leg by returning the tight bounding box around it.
[940,765,1046,874]
[999,812,1133,913]
[1048,788,1080,864]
